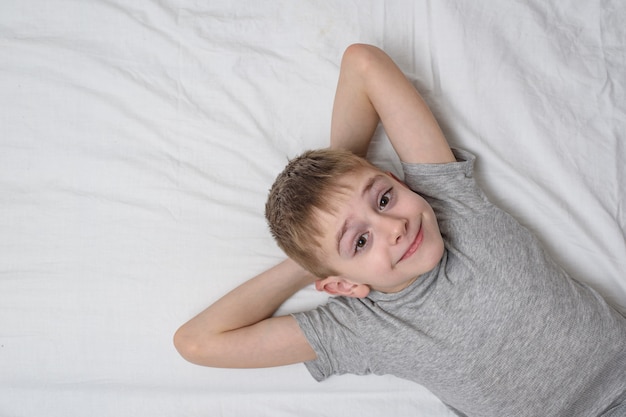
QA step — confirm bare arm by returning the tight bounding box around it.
[173,45,450,369]
[331,44,455,164]
[174,258,317,368]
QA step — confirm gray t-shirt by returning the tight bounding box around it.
[293,149,626,417]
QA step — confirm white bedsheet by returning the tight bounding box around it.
[1,1,624,416]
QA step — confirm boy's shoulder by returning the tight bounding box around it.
[401,148,492,221]
[401,148,475,181]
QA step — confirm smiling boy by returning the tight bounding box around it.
[296,156,445,296]
[174,44,626,416]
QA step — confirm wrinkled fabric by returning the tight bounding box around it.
[1,1,625,416]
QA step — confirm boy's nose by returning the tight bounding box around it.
[383,216,407,245]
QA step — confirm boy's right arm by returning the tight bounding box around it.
[330,44,455,164]
[174,258,317,368]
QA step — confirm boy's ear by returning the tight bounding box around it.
[315,276,370,298]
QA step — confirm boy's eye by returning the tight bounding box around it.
[355,233,369,252]
[378,190,392,210]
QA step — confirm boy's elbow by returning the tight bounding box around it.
[173,325,210,366]
[174,325,237,368]
[173,326,195,362]
[342,43,384,73]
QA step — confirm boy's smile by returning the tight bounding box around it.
[314,167,445,297]
[399,223,424,262]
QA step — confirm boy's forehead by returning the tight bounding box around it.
[315,167,389,240]
[324,167,384,208]
[336,165,385,189]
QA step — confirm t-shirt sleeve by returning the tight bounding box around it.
[292,298,371,381]
[401,148,492,222]
[293,149,492,383]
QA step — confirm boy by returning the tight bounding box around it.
[174,44,626,416]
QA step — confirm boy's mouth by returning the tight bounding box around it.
[399,222,424,262]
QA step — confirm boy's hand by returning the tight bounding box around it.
[331,44,455,164]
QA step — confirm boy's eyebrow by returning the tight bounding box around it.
[335,174,385,254]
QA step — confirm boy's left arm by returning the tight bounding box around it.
[174,259,318,368]
[330,44,455,164]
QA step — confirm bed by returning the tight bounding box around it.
[1,1,624,416]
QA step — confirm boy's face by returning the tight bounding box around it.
[314,167,444,297]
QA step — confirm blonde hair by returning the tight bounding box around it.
[265,148,372,277]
